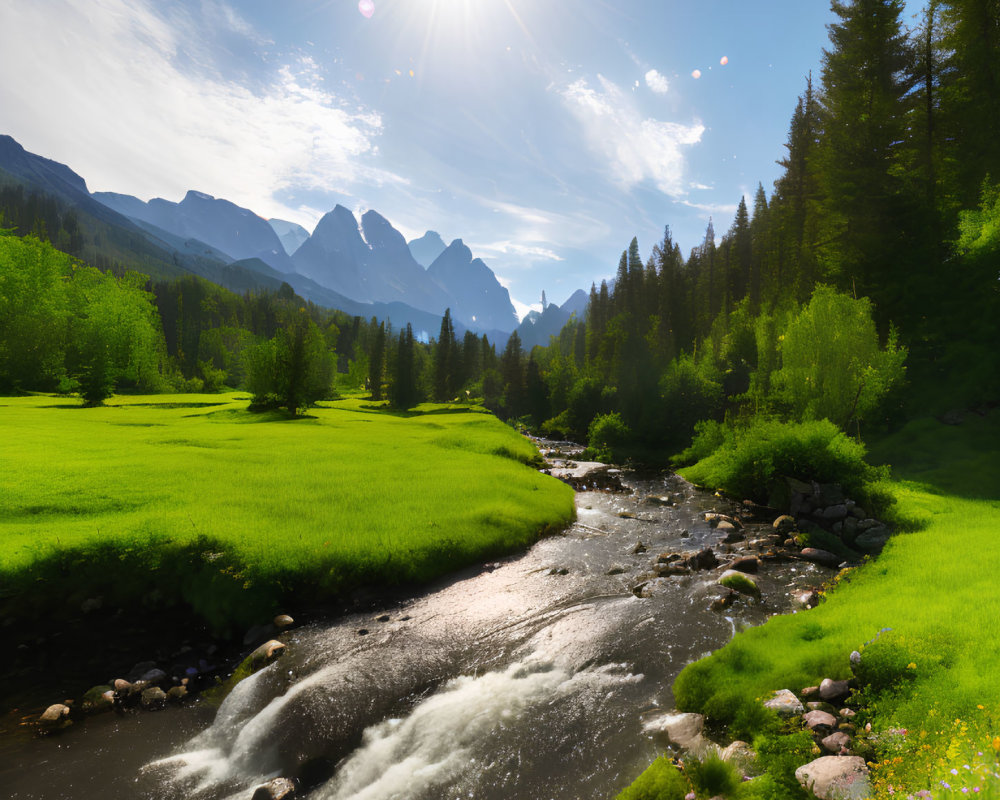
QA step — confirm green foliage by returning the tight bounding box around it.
[586,411,631,462]
[659,353,723,447]
[615,757,690,800]
[0,394,575,633]
[679,417,887,509]
[956,178,1000,257]
[771,286,907,428]
[687,752,743,798]
[746,730,814,800]
[244,311,333,415]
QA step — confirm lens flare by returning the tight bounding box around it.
[359,0,374,19]
[720,56,729,66]
[691,69,702,79]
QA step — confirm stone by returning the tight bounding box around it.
[816,484,846,507]
[249,640,287,671]
[718,570,761,598]
[721,529,746,544]
[140,686,168,709]
[840,708,857,719]
[630,541,647,555]
[800,686,819,699]
[798,548,843,569]
[606,566,626,576]
[657,552,683,564]
[642,711,710,756]
[793,590,821,608]
[686,548,719,571]
[854,528,891,554]
[795,756,871,800]
[728,556,759,574]
[763,689,804,717]
[140,668,168,685]
[819,678,850,703]
[821,504,849,522]
[720,740,758,777]
[631,581,649,597]
[807,701,839,715]
[802,710,838,733]
[705,512,739,527]
[113,678,132,692]
[251,777,297,800]
[653,563,690,577]
[273,614,295,629]
[167,686,188,701]
[126,660,158,682]
[645,495,675,507]
[717,520,737,532]
[81,685,114,714]
[710,591,737,612]
[38,703,71,728]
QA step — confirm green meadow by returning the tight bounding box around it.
[1,393,575,631]
[669,411,1000,797]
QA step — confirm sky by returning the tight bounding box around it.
[0,0,926,319]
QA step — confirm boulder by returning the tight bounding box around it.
[81,685,114,714]
[763,689,804,717]
[728,556,759,574]
[718,570,761,599]
[642,711,710,756]
[822,731,853,754]
[854,528,891,554]
[249,640,287,671]
[798,548,843,569]
[795,756,871,800]
[819,678,850,703]
[252,777,297,800]
[720,740,758,777]
[802,710,838,734]
[38,703,72,730]
[822,504,849,522]
[140,686,168,709]
[687,548,719,571]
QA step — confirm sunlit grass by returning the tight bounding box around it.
[1,393,574,630]
[668,412,1000,798]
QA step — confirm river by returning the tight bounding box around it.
[1,444,827,799]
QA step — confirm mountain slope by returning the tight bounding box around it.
[426,239,518,332]
[408,230,447,267]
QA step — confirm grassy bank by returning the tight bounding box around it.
[617,411,1000,798]
[1,393,575,632]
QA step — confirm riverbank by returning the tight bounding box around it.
[1,394,574,715]
[627,409,1000,798]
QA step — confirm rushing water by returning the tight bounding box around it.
[2,447,828,799]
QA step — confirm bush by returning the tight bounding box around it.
[660,353,723,448]
[616,757,690,800]
[587,411,631,462]
[687,752,743,798]
[679,417,889,512]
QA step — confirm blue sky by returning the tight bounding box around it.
[0,0,925,317]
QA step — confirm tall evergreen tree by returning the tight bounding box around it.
[391,324,419,409]
[433,308,457,401]
[368,320,386,400]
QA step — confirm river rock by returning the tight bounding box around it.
[606,566,627,576]
[803,710,838,734]
[81,685,114,714]
[645,495,674,507]
[686,548,719,571]
[821,504,849,522]
[822,731,853,754]
[167,685,188,702]
[728,556,759,574]
[854,528,891,554]
[274,614,295,629]
[819,678,850,703]
[705,513,740,528]
[721,740,758,777]
[630,541,647,555]
[642,711,710,756]
[126,660,159,682]
[38,703,72,730]
[718,570,760,599]
[654,563,690,577]
[763,689,804,717]
[795,756,871,800]
[140,668,168,685]
[251,777,297,800]
[798,548,843,569]
[657,552,683,564]
[141,686,168,709]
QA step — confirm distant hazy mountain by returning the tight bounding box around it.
[94,190,294,273]
[561,288,590,319]
[516,289,590,349]
[408,230,447,267]
[426,239,518,332]
[269,218,310,256]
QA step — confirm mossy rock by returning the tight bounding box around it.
[718,569,761,599]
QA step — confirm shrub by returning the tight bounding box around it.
[687,752,743,798]
[616,757,690,800]
[679,417,889,512]
[660,353,724,448]
[587,411,631,462]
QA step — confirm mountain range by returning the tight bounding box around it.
[0,134,585,346]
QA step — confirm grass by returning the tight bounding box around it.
[664,410,1000,798]
[1,392,575,632]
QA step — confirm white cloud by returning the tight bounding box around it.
[472,241,564,263]
[644,69,670,95]
[560,75,704,196]
[0,0,402,226]
[510,298,543,322]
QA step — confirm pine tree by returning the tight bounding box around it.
[433,308,457,401]
[368,320,386,400]
[391,324,419,409]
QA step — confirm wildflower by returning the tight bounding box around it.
[685,794,696,800]
[952,769,959,775]
[942,781,951,789]
[907,662,917,670]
